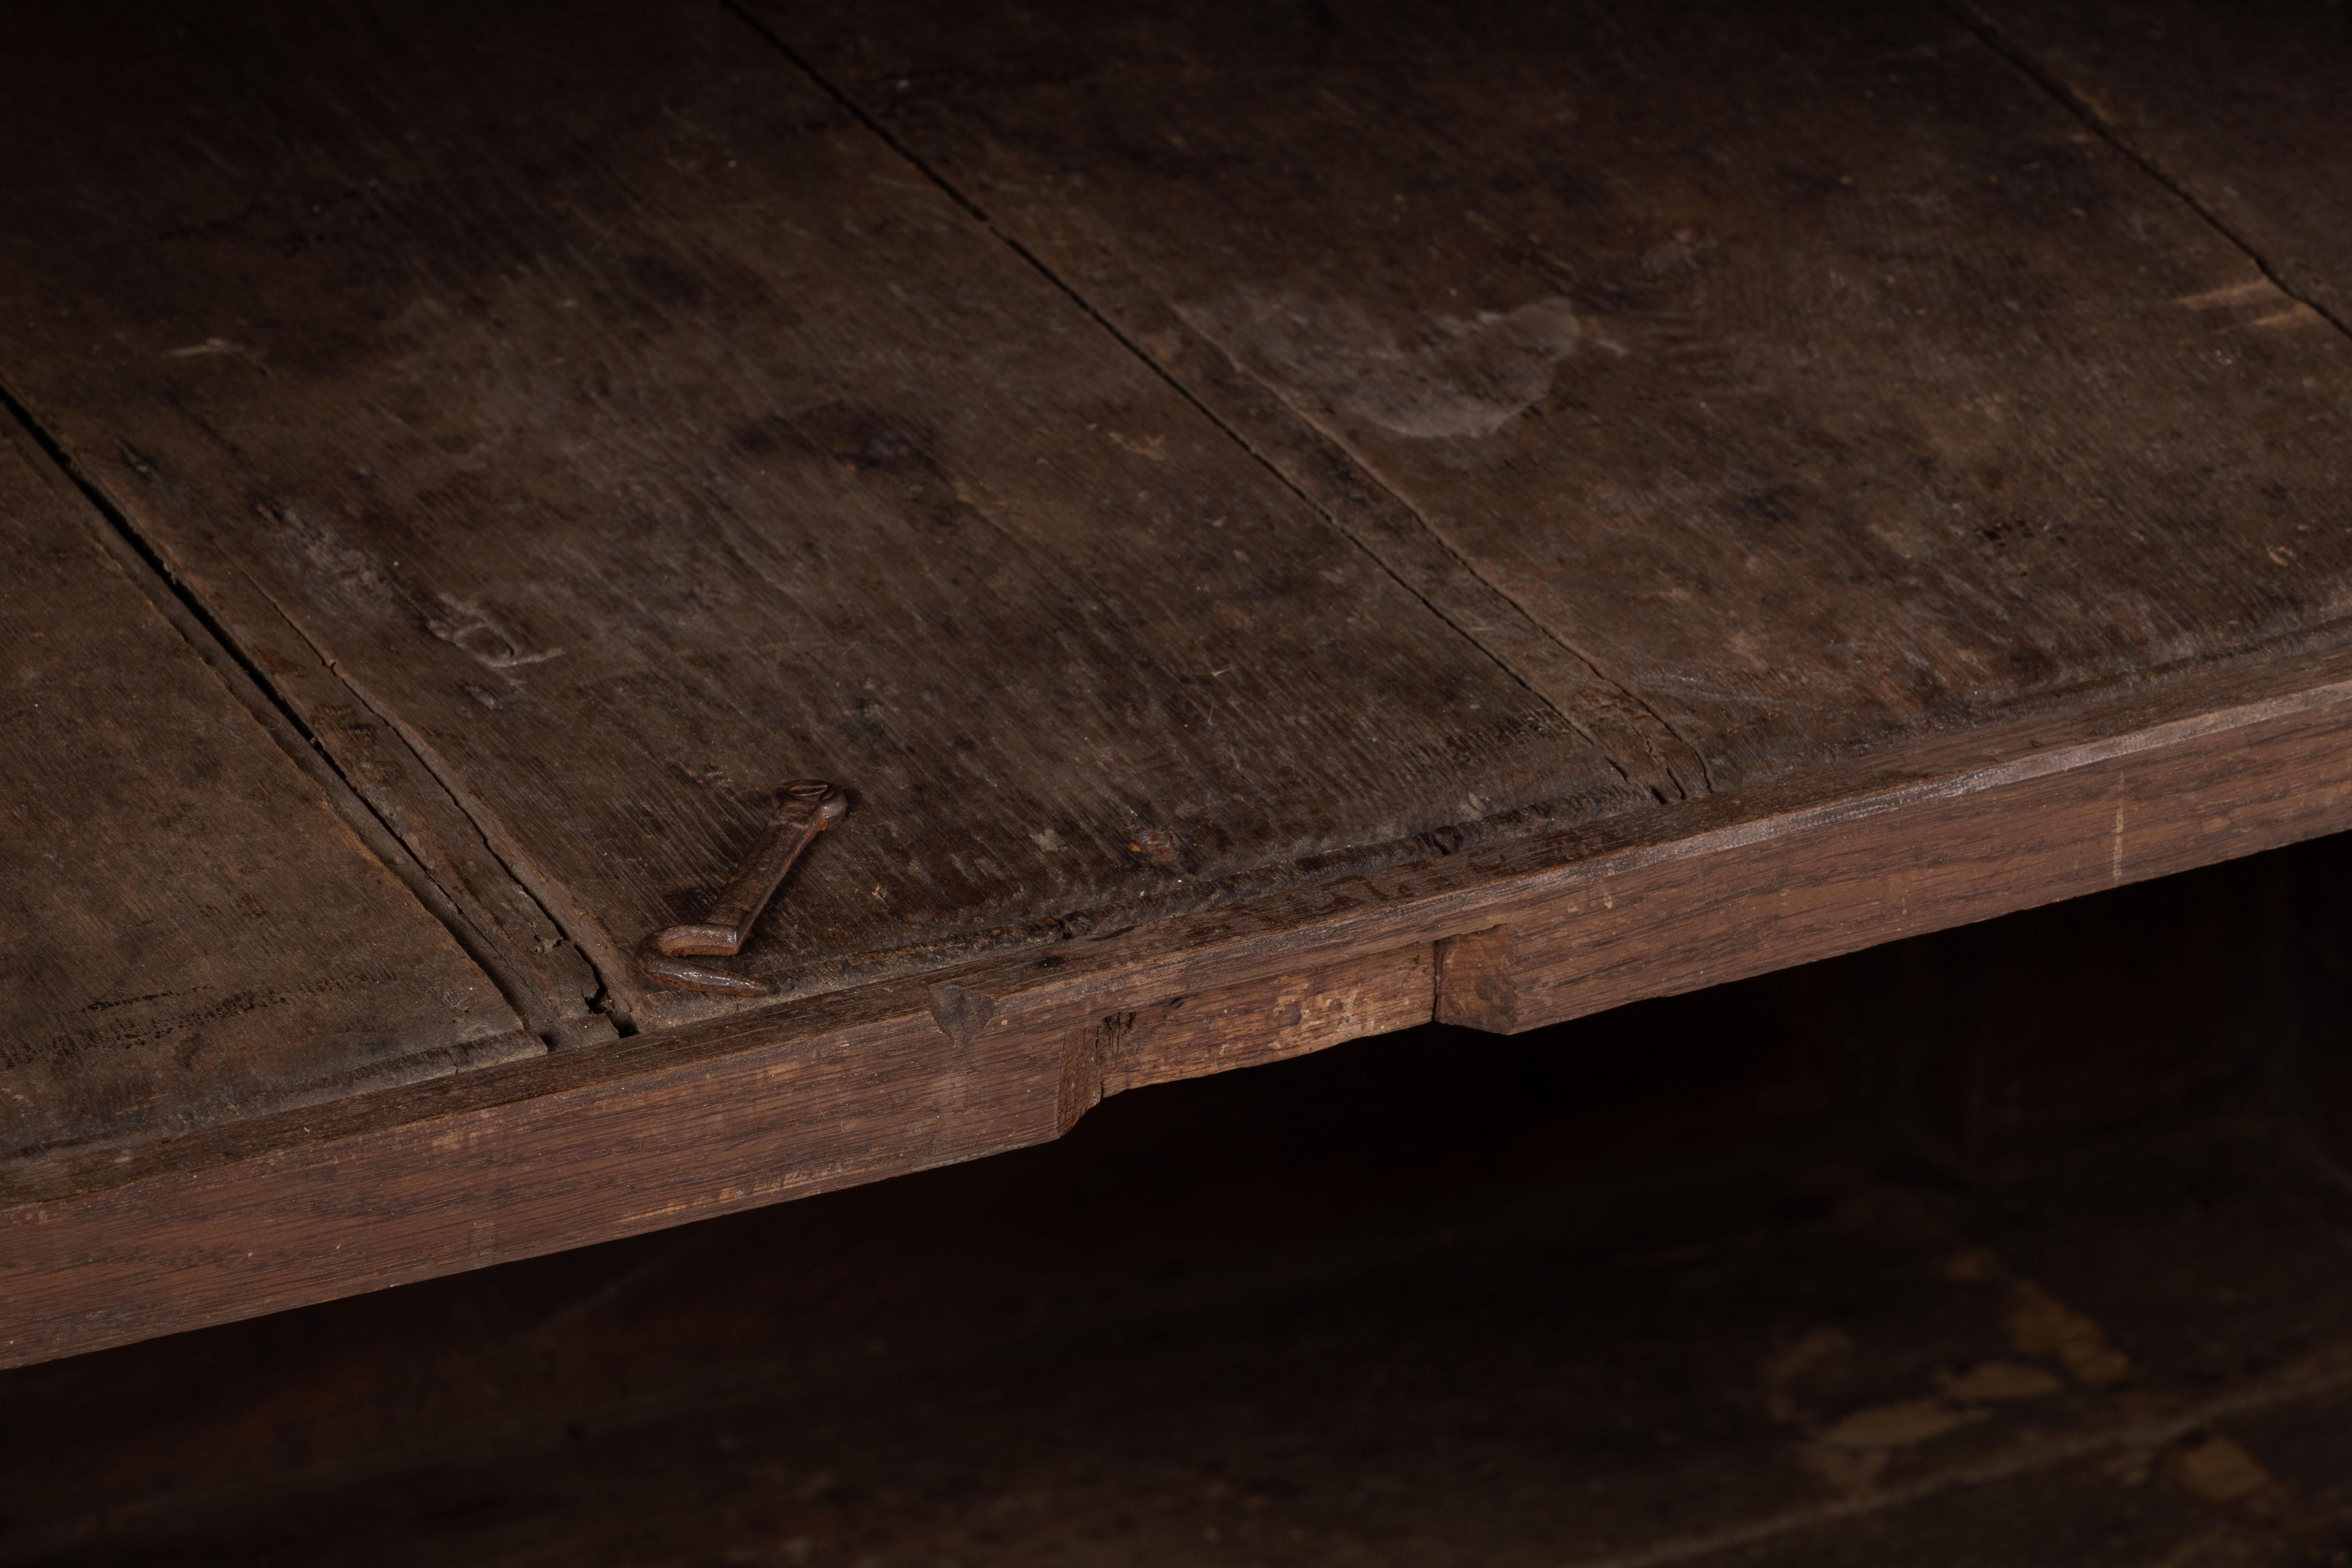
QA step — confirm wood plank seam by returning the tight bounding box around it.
[755,0,2352,801]
[1001,257,1717,803]
[0,0,1632,1033]
[0,381,614,1054]
[1954,0,2352,346]
[1053,274,1718,804]
[230,566,628,1040]
[0,405,545,1161]
[718,0,1700,805]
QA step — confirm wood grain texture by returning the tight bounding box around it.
[1966,0,2352,328]
[1075,942,1436,1117]
[12,642,2352,1366]
[9,0,2352,1364]
[764,0,2352,792]
[0,420,532,1158]
[0,0,1639,1036]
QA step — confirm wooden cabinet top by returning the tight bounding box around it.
[5,0,2349,1364]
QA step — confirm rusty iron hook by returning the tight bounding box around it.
[637,780,848,997]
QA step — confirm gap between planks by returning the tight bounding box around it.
[0,375,615,1051]
[715,0,1697,802]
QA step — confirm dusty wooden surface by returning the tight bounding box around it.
[3,0,2352,1363]
[1969,0,2352,333]
[0,420,531,1159]
[764,0,2352,789]
[0,0,1631,1042]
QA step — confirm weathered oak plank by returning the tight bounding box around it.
[0,0,1639,1037]
[0,420,533,1159]
[8,0,2352,1365]
[1967,0,2352,328]
[764,0,2352,791]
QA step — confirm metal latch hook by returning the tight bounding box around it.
[637,779,848,997]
